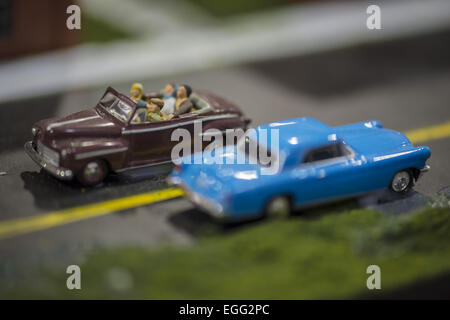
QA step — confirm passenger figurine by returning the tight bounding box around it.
[146,98,165,122]
[130,83,148,109]
[160,83,177,117]
[166,84,194,120]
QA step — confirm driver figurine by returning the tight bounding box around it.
[146,98,165,122]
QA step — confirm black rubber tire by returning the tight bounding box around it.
[77,159,108,186]
[264,196,291,219]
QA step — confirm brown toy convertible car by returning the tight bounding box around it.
[25,87,250,185]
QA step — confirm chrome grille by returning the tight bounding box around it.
[37,141,59,167]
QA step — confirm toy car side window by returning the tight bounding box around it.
[303,142,347,164]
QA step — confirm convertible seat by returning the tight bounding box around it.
[189,93,213,114]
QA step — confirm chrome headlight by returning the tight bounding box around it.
[31,127,38,136]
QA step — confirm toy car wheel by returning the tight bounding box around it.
[77,160,108,186]
[390,170,413,193]
[265,196,291,219]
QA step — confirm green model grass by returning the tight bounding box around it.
[3,197,449,299]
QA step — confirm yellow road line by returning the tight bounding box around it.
[405,121,450,144]
[0,187,184,240]
[0,121,449,241]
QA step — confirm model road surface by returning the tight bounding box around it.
[0,30,449,286]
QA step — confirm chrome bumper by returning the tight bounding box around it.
[418,165,431,179]
[24,141,73,180]
[167,176,226,219]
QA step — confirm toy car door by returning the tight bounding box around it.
[124,112,200,166]
[293,142,362,205]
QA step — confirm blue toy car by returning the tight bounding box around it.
[168,117,431,221]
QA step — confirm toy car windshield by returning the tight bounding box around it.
[99,92,134,123]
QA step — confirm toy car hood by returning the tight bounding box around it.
[32,109,122,140]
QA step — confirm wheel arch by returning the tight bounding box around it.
[408,167,421,181]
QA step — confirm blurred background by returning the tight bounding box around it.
[1,0,449,103]
[1,0,450,299]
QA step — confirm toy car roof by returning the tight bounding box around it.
[257,117,412,158]
[257,117,334,152]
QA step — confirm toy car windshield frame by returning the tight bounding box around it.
[99,91,136,124]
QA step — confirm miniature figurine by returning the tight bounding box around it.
[161,83,177,117]
[168,117,431,221]
[25,86,250,186]
[129,83,148,109]
[166,84,194,120]
[146,98,165,122]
